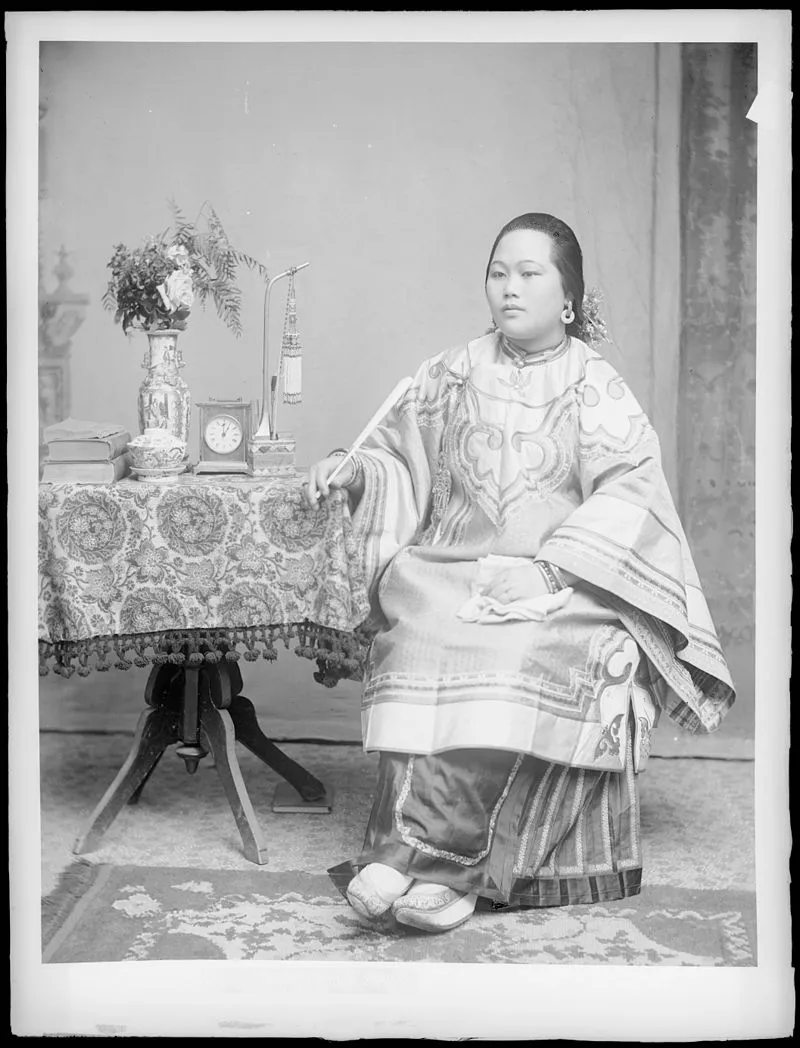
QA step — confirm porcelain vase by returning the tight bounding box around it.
[138,329,191,450]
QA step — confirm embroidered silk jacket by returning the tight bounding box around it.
[350,333,735,772]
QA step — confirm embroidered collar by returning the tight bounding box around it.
[498,332,570,368]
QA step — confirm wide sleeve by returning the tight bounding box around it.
[538,352,735,734]
[348,353,446,615]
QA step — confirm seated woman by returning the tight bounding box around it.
[306,212,734,934]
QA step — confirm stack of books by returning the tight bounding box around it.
[41,418,132,484]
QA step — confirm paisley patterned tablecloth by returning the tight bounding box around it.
[38,476,371,676]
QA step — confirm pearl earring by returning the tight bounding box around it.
[561,303,575,325]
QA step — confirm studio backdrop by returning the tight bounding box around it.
[37,41,755,743]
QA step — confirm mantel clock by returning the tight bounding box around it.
[195,398,255,474]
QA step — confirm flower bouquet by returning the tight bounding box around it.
[102,201,268,453]
[102,200,267,336]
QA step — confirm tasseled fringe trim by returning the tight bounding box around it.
[39,620,370,683]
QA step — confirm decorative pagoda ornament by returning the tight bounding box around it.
[248,261,309,476]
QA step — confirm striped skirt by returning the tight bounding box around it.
[329,743,642,908]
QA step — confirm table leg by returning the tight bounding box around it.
[73,705,178,856]
[207,660,329,804]
[130,662,183,803]
[73,656,332,863]
[198,681,269,865]
[174,667,208,773]
[229,694,328,803]
[128,752,164,806]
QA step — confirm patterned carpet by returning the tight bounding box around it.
[42,861,756,966]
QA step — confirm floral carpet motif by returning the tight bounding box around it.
[42,864,756,966]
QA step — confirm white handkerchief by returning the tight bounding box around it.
[456,554,573,624]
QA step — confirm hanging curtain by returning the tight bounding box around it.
[678,43,757,721]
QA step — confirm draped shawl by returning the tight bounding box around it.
[350,334,734,772]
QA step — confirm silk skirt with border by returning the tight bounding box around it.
[329,737,642,909]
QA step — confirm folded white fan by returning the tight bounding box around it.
[318,375,414,497]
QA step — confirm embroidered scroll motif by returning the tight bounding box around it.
[417,369,467,545]
[637,716,653,763]
[578,356,656,461]
[455,388,578,529]
[429,450,452,528]
[594,713,624,760]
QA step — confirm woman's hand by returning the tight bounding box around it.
[305,454,357,507]
[480,561,552,603]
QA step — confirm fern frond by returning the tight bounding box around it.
[219,249,240,285]
[211,280,241,307]
[205,203,225,235]
[202,239,226,275]
[211,285,243,337]
[194,200,213,227]
[231,250,269,280]
[168,197,189,228]
[219,250,238,282]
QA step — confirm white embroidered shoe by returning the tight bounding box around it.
[392,882,478,932]
[345,863,415,920]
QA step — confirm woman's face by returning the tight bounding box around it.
[485,229,569,351]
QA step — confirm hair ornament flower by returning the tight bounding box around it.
[580,287,611,349]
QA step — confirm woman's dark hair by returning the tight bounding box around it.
[485,213,587,340]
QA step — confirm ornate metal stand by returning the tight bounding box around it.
[248,262,308,475]
[72,659,330,865]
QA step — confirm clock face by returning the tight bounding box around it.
[204,414,243,455]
